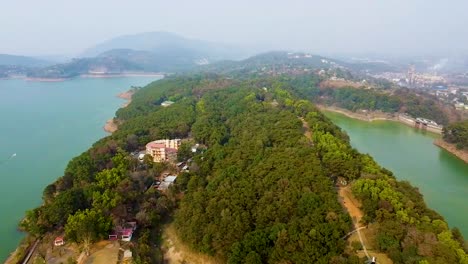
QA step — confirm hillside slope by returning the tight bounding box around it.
[82,31,247,60]
[0,54,51,67]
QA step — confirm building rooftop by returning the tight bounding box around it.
[146,142,166,149]
[161,101,175,107]
[165,175,177,182]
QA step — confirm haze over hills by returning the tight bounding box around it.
[0,54,52,67]
[2,32,257,78]
[2,31,468,80]
[81,31,251,60]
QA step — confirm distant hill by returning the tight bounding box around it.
[23,32,253,78]
[0,54,52,67]
[27,56,144,78]
[82,31,248,60]
[27,46,216,78]
[198,51,346,75]
[198,51,411,78]
[97,48,209,71]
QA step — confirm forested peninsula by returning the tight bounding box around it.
[435,120,468,163]
[10,74,468,264]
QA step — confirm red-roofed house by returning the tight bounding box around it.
[121,228,133,242]
[54,237,64,246]
[109,222,138,242]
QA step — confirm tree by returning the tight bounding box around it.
[177,141,194,162]
[65,209,112,244]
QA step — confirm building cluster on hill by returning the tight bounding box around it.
[145,139,181,162]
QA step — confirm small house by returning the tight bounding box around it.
[110,222,138,242]
[54,237,64,246]
[121,229,133,242]
[109,233,118,240]
[158,175,177,190]
[161,101,174,107]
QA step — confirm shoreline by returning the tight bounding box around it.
[103,89,136,133]
[103,119,119,133]
[3,73,164,82]
[80,73,164,78]
[318,105,442,135]
[25,77,70,82]
[317,105,396,122]
[433,139,468,163]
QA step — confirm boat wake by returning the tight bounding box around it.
[0,153,16,165]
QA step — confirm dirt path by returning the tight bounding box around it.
[339,186,369,259]
[299,117,313,142]
[339,186,393,264]
[162,224,221,264]
[339,186,363,226]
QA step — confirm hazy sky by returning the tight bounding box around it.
[1,0,468,56]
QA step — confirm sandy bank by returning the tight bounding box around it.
[434,139,468,163]
[318,105,442,134]
[117,89,135,101]
[25,77,69,82]
[103,89,136,133]
[103,119,118,133]
[317,105,396,122]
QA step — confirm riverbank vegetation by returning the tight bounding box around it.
[262,74,453,125]
[17,74,467,263]
[443,120,468,149]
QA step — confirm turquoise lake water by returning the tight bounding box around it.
[0,77,159,262]
[325,111,468,239]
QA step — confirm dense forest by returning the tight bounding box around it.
[18,74,467,264]
[264,74,451,125]
[443,120,468,149]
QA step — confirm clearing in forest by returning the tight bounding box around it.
[339,186,393,264]
[162,224,221,264]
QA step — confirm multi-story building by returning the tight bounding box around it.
[146,139,181,162]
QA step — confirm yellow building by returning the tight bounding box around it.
[145,139,181,162]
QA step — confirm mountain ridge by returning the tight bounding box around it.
[0,54,52,67]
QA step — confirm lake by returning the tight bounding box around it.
[0,76,160,262]
[325,111,468,238]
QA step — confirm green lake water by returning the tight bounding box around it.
[0,77,159,262]
[325,111,468,238]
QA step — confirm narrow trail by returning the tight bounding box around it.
[342,226,367,239]
[338,186,370,259]
[299,117,313,142]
